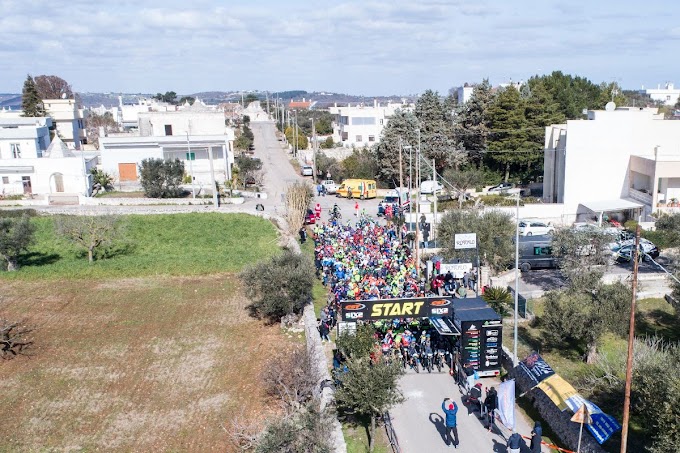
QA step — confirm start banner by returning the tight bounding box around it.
[340,297,454,321]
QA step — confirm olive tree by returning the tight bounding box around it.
[0,215,35,271]
[551,227,613,290]
[139,158,185,198]
[54,214,126,264]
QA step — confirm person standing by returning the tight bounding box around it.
[484,387,498,432]
[354,201,359,217]
[314,202,322,220]
[530,421,543,452]
[507,431,523,453]
[441,398,459,448]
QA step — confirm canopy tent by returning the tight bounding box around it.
[580,198,643,226]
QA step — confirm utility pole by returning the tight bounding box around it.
[513,193,520,364]
[620,224,641,453]
[310,117,317,183]
[266,91,270,118]
[293,111,298,158]
[186,124,195,199]
[415,135,421,278]
[208,144,218,208]
[432,158,437,247]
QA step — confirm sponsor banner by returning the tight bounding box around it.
[566,395,621,444]
[519,352,556,385]
[439,263,472,279]
[497,379,516,430]
[340,297,453,321]
[536,374,578,411]
[430,316,460,336]
[454,233,477,249]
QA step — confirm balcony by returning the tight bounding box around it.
[628,187,653,206]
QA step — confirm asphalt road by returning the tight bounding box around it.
[391,371,544,453]
[250,121,381,220]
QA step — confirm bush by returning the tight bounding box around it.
[335,323,377,359]
[139,158,185,198]
[0,215,36,271]
[240,249,315,323]
[482,286,512,317]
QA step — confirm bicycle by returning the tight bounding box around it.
[433,350,444,373]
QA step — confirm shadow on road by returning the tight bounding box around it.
[428,413,449,446]
[492,438,508,452]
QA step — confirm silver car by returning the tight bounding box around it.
[301,165,313,176]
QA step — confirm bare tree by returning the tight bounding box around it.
[34,75,73,99]
[224,410,263,452]
[54,215,126,264]
[262,346,317,413]
[1,318,34,359]
[284,182,313,234]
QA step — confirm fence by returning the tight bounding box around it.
[383,412,401,453]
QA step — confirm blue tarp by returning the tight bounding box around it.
[566,395,622,445]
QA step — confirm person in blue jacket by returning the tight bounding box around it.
[442,398,459,447]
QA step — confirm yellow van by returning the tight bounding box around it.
[337,179,377,199]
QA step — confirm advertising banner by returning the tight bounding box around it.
[519,352,556,385]
[536,374,579,411]
[566,395,621,444]
[339,297,453,321]
[439,263,472,278]
[454,233,477,249]
[497,379,516,430]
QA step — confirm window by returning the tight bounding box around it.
[380,119,384,125]
[533,246,552,256]
[10,143,21,158]
[164,124,173,136]
[351,117,376,125]
[356,135,363,142]
[342,132,348,141]
[368,135,375,142]
[667,95,671,101]
[2,177,8,184]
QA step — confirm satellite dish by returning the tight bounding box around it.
[605,101,616,112]
[61,92,67,99]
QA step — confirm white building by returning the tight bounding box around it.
[329,100,413,148]
[0,117,94,197]
[543,107,680,223]
[457,85,475,105]
[43,98,87,149]
[642,82,680,106]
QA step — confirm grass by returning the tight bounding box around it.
[342,417,390,453]
[0,274,292,452]
[506,297,677,452]
[1,213,279,280]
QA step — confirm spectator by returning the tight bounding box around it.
[530,421,543,452]
[441,398,459,447]
[484,387,498,432]
[507,432,523,453]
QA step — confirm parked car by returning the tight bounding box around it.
[611,238,660,260]
[420,180,444,194]
[517,235,556,271]
[304,209,316,225]
[378,188,410,216]
[518,220,554,236]
[321,179,338,194]
[301,165,314,176]
[487,183,514,193]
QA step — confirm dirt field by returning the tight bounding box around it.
[0,274,293,452]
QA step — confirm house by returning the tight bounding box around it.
[0,98,88,149]
[457,85,475,104]
[99,105,235,186]
[641,82,680,106]
[42,98,88,149]
[542,106,680,223]
[0,117,94,197]
[329,100,413,148]
[289,99,313,110]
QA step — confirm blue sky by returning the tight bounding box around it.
[1,0,679,95]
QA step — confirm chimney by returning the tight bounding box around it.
[118,96,123,107]
[374,99,377,108]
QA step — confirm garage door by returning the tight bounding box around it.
[118,163,137,181]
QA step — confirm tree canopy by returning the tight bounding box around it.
[21,75,44,117]
[34,75,73,100]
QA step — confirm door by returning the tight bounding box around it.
[118,163,137,181]
[22,176,32,194]
[54,173,64,192]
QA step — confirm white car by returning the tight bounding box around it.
[321,179,338,194]
[301,165,313,176]
[518,220,554,236]
[420,180,443,194]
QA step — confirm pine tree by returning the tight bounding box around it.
[21,75,44,117]
[486,86,530,182]
[415,90,465,172]
[453,79,493,167]
[373,109,419,185]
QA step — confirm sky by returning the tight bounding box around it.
[2,0,680,96]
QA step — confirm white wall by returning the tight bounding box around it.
[139,111,227,137]
[0,157,91,196]
[545,109,680,215]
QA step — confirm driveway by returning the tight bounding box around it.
[392,371,545,452]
